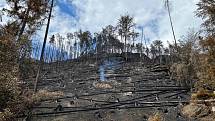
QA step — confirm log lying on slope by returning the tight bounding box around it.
[150,65,170,73]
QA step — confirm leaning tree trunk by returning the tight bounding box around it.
[166,0,177,48]
[34,0,54,92]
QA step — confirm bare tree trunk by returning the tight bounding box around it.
[34,0,54,92]
[125,36,127,61]
[141,28,143,58]
[166,0,177,47]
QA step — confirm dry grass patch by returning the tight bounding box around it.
[148,112,164,121]
[170,63,194,86]
[31,90,64,102]
[93,82,112,89]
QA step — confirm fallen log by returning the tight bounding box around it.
[26,104,178,117]
[164,90,189,99]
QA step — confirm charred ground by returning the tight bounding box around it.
[20,55,192,121]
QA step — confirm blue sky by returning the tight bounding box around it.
[57,0,78,19]
[0,0,202,46]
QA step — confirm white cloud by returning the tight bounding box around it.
[69,0,202,46]
[0,0,203,47]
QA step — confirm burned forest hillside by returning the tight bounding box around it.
[1,0,215,121]
[24,55,191,121]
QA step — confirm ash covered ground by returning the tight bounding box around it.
[22,57,193,121]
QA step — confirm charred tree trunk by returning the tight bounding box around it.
[34,0,54,92]
[166,0,177,48]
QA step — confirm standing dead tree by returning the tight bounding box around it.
[164,0,177,48]
[34,0,54,92]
